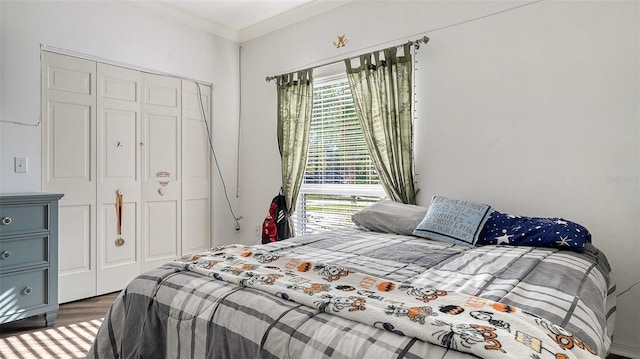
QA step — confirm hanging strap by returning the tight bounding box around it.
[115,191,124,238]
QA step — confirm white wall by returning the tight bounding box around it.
[0,0,243,243]
[1,0,638,355]
[239,0,640,355]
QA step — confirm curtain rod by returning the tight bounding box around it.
[265,36,429,82]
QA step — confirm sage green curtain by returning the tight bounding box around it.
[345,44,416,204]
[276,69,314,221]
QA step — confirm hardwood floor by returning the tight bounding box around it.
[0,291,120,338]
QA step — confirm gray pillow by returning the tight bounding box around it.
[351,200,428,236]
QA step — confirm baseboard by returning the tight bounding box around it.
[611,342,640,359]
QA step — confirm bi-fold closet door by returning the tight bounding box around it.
[41,51,212,303]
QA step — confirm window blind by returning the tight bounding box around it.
[293,76,386,235]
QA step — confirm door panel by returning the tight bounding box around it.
[182,198,210,254]
[57,205,91,274]
[46,65,92,95]
[102,109,137,180]
[181,81,212,253]
[57,205,94,303]
[101,202,137,266]
[42,51,97,303]
[145,201,178,258]
[145,85,179,107]
[102,75,138,102]
[145,114,178,183]
[96,63,141,295]
[141,73,182,272]
[49,103,92,180]
[182,114,208,181]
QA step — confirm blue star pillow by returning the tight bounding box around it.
[477,211,591,252]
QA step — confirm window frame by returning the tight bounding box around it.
[292,73,386,235]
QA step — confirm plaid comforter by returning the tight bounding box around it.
[89,228,616,359]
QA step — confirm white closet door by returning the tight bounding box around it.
[96,63,142,294]
[141,73,182,272]
[41,52,97,303]
[181,81,212,254]
[43,52,211,301]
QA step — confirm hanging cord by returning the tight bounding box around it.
[617,281,640,297]
[0,119,40,126]
[195,82,242,231]
[236,46,243,198]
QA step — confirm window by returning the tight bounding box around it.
[293,75,386,235]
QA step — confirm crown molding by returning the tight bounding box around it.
[239,0,354,43]
[127,1,240,42]
[127,0,353,44]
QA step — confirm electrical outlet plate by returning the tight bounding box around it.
[14,157,28,173]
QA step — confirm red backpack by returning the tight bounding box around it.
[261,194,291,244]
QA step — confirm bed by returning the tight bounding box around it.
[88,199,616,359]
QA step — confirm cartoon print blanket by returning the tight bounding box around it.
[171,244,598,359]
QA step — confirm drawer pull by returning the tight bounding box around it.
[1,251,10,259]
[1,217,12,225]
[23,287,33,295]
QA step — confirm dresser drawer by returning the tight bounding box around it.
[0,235,49,271]
[0,268,49,315]
[0,203,49,236]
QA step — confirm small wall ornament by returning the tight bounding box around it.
[333,34,348,48]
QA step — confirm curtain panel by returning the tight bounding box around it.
[276,69,314,226]
[345,44,417,204]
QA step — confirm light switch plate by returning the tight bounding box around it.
[14,157,28,173]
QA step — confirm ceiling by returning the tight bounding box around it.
[164,0,313,30]
[133,0,352,43]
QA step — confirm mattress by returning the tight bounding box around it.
[88,228,615,359]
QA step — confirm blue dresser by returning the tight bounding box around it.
[0,193,64,327]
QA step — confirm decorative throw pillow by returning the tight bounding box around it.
[477,210,591,253]
[412,196,493,247]
[351,200,428,236]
